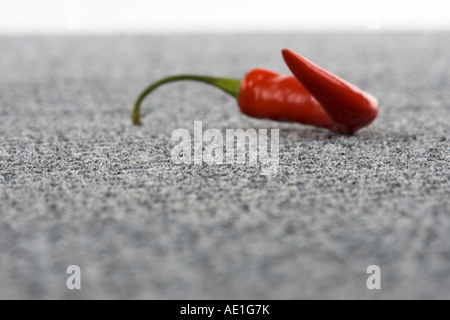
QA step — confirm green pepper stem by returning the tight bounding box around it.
[132,75,241,125]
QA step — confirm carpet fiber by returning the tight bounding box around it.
[0,34,449,299]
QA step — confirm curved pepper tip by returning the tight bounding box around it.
[281,48,378,135]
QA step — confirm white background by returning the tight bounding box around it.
[1,0,449,33]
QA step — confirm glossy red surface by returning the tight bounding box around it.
[281,49,378,134]
[239,50,378,135]
[238,68,334,131]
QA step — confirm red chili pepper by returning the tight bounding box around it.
[281,49,378,134]
[132,49,378,135]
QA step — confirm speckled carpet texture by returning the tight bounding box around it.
[0,34,449,299]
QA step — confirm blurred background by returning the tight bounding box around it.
[1,0,449,34]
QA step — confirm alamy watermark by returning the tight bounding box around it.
[366,265,381,290]
[171,121,279,176]
[66,265,81,290]
[366,2,381,30]
[66,5,82,30]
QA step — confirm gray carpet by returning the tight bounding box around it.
[0,34,449,299]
